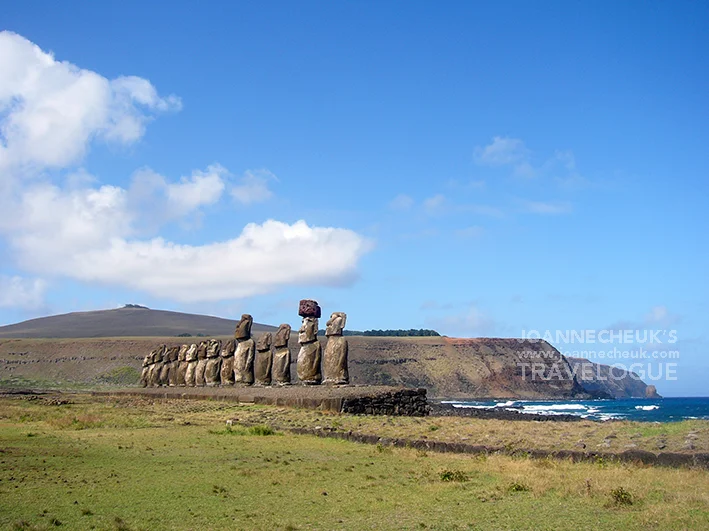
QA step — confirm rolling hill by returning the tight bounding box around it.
[0,306,276,338]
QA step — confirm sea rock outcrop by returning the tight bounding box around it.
[645,385,661,399]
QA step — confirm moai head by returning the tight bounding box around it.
[168,346,180,362]
[207,339,222,358]
[298,317,318,344]
[186,343,198,361]
[234,314,253,340]
[142,352,152,367]
[178,345,189,362]
[256,332,272,352]
[197,341,208,359]
[153,344,166,363]
[274,324,291,348]
[220,338,236,357]
[326,312,347,337]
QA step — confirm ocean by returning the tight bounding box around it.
[441,397,709,422]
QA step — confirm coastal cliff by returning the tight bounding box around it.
[566,357,662,398]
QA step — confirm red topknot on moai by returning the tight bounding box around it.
[298,299,322,318]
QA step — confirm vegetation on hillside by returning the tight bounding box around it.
[318,328,441,337]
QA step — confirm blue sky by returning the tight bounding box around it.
[1,1,707,395]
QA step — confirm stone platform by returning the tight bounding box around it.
[93,385,429,416]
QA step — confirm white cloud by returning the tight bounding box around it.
[0,32,373,304]
[0,31,180,178]
[7,213,371,301]
[388,194,414,210]
[127,165,228,229]
[521,200,572,215]
[474,136,530,169]
[423,194,445,214]
[0,183,131,251]
[0,275,47,309]
[474,136,537,178]
[1,169,371,302]
[166,164,226,212]
[474,137,589,185]
[231,169,276,205]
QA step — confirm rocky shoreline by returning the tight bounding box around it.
[429,400,585,422]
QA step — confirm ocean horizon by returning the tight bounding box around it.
[441,397,709,422]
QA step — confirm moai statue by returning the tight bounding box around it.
[272,324,292,386]
[176,344,189,386]
[297,300,322,385]
[184,343,198,387]
[219,339,236,386]
[195,341,208,386]
[323,312,349,385]
[140,351,153,387]
[234,314,256,385]
[148,345,166,387]
[254,333,273,386]
[160,346,178,387]
[167,346,181,386]
[205,339,222,387]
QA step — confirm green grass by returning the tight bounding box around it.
[215,399,709,455]
[0,375,93,391]
[94,367,142,386]
[1,396,709,530]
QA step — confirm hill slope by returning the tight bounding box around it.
[0,306,276,338]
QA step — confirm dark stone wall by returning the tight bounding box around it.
[341,388,429,416]
[93,386,430,416]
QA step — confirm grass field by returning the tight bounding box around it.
[1,395,708,530]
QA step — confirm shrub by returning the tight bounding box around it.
[610,487,634,506]
[249,425,276,436]
[440,469,469,482]
[508,482,530,493]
